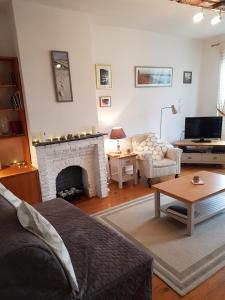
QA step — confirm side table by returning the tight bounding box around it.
[108,153,137,189]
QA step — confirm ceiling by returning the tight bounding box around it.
[1,0,225,39]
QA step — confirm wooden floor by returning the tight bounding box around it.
[74,165,225,300]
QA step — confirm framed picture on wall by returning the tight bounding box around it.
[99,96,111,107]
[135,66,173,87]
[183,71,192,84]
[51,50,73,102]
[95,64,112,89]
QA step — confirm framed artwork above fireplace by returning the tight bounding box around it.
[51,50,73,102]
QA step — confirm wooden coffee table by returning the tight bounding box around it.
[152,171,225,236]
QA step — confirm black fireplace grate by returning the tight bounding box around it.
[57,186,84,201]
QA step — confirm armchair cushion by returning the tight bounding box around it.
[136,133,168,161]
[135,151,153,161]
[153,159,176,168]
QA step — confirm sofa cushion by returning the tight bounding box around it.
[36,198,153,300]
[0,195,72,300]
[17,201,79,292]
[0,182,78,293]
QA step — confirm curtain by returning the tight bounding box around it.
[217,45,225,112]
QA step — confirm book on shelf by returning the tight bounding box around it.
[10,91,22,109]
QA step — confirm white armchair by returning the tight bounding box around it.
[131,133,182,187]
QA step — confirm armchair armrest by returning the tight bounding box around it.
[166,147,182,161]
[135,151,153,162]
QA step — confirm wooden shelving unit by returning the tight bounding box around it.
[0,56,31,167]
[0,57,41,204]
[0,84,17,88]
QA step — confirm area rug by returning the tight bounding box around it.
[93,194,225,296]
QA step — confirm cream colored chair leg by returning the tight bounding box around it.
[147,178,152,188]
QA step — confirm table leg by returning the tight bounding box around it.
[118,160,123,189]
[187,203,194,236]
[154,191,161,218]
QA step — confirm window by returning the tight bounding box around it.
[218,46,225,112]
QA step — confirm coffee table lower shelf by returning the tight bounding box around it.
[159,195,225,233]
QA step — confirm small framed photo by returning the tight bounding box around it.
[183,71,192,84]
[95,64,112,89]
[99,96,111,107]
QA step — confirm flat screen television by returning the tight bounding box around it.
[184,116,223,142]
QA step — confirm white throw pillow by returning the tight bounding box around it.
[0,183,79,292]
[136,132,168,161]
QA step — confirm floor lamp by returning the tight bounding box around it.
[160,105,177,139]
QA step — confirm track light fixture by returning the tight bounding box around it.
[170,1,224,26]
[211,11,222,26]
[193,9,204,23]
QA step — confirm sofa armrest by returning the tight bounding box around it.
[0,246,71,300]
[166,147,183,161]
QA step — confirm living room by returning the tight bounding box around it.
[0,0,225,299]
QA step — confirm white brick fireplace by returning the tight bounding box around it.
[34,135,108,201]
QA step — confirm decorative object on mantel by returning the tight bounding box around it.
[135,66,173,87]
[99,96,111,107]
[32,133,106,147]
[183,71,192,84]
[170,0,224,25]
[51,50,73,102]
[160,105,177,138]
[110,127,126,154]
[95,64,112,89]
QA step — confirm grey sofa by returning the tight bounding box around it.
[0,195,153,300]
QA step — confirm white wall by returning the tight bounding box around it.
[91,25,203,143]
[198,36,225,116]
[12,0,98,140]
[0,5,16,56]
[10,0,205,160]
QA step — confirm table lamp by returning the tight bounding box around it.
[110,127,126,154]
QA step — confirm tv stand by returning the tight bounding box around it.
[175,140,225,165]
[192,139,211,143]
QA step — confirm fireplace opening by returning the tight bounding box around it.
[56,166,85,201]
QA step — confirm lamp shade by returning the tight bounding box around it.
[110,127,126,140]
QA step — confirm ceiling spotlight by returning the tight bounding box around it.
[56,63,61,69]
[193,9,204,23]
[211,12,222,26]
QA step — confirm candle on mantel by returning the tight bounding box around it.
[32,139,40,145]
[92,126,96,135]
